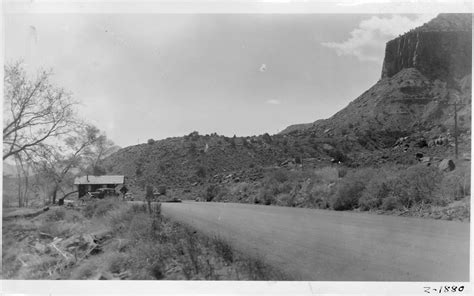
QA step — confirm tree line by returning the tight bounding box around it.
[3,61,120,207]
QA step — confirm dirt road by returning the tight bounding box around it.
[161,201,469,281]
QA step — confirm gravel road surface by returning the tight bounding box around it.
[161,201,469,281]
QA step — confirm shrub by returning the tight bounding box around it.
[358,174,391,211]
[275,193,295,207]
[94,199,120,217]
[268,169,289,183]
[294,156,302,164]
[258,188,275,205]
[196,166,207,179]
[332,179,365,210]
[206,184,219,202]
[39,221,80,237]
[214,186,230,202]
[327,149,348,163]
[313,167,339,183]
[213,237,234,264]
[72,261,98,279]
[381,195,401,211]
[304,180,333,209]
[156,185,167,196]
[439,167,471,202]
[150,263,165,279]
[337,167,348,178]
[83,199,120,218]
[147,138,155,144]
[262,133,272,144]
[391,165,443,208]
[45,208,66,221]
[107,252,129,274]
[330,169,375,211]
[188,142,197,154]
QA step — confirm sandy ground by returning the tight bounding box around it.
[161,201,469,281]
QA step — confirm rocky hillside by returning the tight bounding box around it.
[102,132,359,191]
[281,13,471,150]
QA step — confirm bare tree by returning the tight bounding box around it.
[3,62,77,161]
[13,153,32,207]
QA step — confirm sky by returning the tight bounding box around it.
[4,13,436,147]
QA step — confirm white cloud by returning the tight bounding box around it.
[321,14,436,62]
[266,99,281,105]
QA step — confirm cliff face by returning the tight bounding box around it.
[280,13,471,150]
[381,31,472,83]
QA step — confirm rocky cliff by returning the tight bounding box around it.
[381,31,471,84]
[382,13,471,84]
[282,14,471,143]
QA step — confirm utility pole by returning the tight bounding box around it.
[454,101,458,160]
[445,94,467,160]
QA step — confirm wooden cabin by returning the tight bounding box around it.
[73,175,125,198]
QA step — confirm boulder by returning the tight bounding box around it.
[415,152,424,159]
[438,159,455,172]
[420,156,431,163]
[415,139,428,148]
[34,242,47,253]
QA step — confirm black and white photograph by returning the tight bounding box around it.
[1,0,471,292]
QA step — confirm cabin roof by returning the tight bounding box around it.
[74,175,124,185]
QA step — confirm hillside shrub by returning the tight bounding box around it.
[337,167,348,178]
[276,193,297,207]
[147,139,155,145]
[439,166,470,202]
[330,169,375,211]
[262,133,272,144]
[258,187,276,205]
[381,195,402,211]
[314,167,339,183]
[391,165,443,208]
[156,185,167,196]
[327,149,348,163]
[206,184,219,202]
[331,180,365,210]
[269,170,289,183]
[358,173,391,211]
[196,166,207,179]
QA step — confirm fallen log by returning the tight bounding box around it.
[3,207,49,220]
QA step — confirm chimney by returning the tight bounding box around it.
[86,175,89,182]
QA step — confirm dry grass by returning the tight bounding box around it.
[3,199,289,280]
